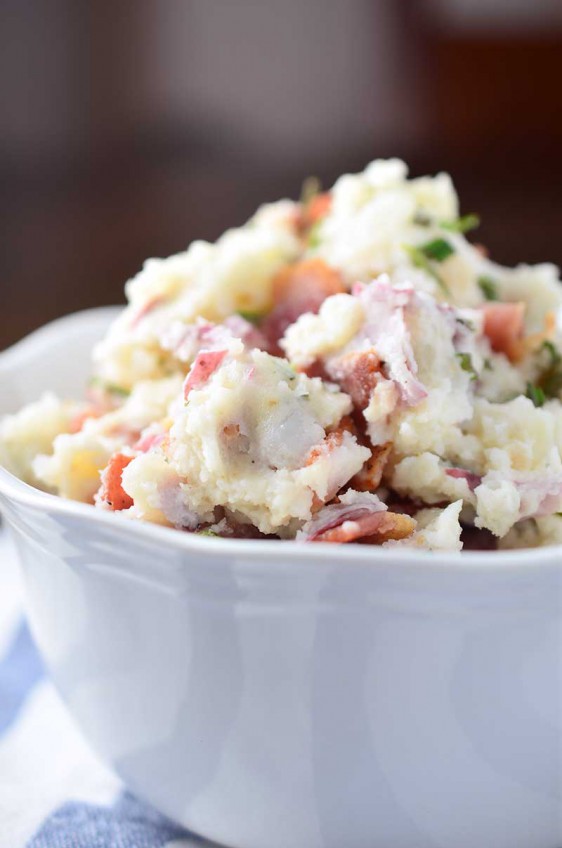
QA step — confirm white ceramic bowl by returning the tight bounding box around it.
[0,309,561,848]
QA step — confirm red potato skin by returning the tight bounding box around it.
[130,296,166,329]
[96,453,134,511]
[183,350,228,399]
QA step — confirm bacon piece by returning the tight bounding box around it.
[329,349,383,409]
[262,258,346,348]
[314,510,415,544]
[445,467,482,491]
[183,349,227,399]
[352,443,392,491]
[304,415,355,460]
[482,302,526,362]
[95,453,134,511]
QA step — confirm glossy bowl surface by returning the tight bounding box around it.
[0,309,561,848]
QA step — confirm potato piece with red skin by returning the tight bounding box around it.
[183,350,228,399]
[96,452,135,511]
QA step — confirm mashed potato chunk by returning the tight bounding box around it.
[3,158,562,550]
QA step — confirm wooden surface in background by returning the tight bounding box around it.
[2,18,562,349]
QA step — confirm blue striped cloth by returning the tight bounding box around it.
[0,528,211,848]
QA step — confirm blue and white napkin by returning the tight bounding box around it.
[0,528,209,848]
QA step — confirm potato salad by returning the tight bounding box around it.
[3,159,562,550]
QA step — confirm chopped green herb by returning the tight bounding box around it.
[419,238,455,262]
[196,528,219,537]
[526,382,546,407]
[456,317,476,332]
[441,213,480,234]
[456,352,477,380]
[307,220,323,248]
[483,358,492,371]
[89,377,130,397]
[533,340,562,399]
[404,245,450,294]
[478,275,499,301]
[542,340,561,367]
[237,310,264,325]
[300,175,321,206]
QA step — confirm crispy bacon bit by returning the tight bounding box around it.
[314,511,416,544]
[352,443,392,491]
[297,192,332,237]
[130,296,165,329]
[262,258,346,348]
[445,467,482,491]
[304,426,345,467]
[95,453,134,511]
[183,349,227,399]
[330,349,383,409]
[482,302,526,362]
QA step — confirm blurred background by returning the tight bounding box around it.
[1,0,561,348]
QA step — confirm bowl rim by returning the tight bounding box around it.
[1,307,561,575]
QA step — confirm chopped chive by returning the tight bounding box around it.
[456,352,477,380]
[300,175,321,206]
[196,528,219,537]
[237,310,264,324]
[483,358,492,371]
[478,275,499,301]
[526,382,546,407]
[441,213,480,234]
[404,244,450,294]
[419,238,455,262]
[89,376,130,397]
[541,340,561,366]
[534,340,562,398]
[307,220,323,248]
